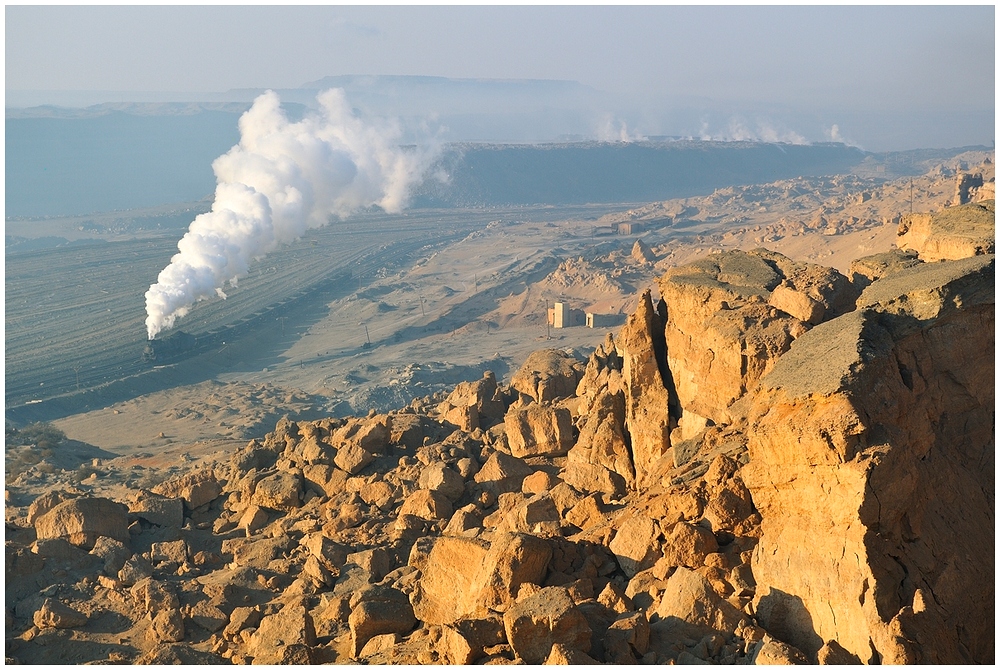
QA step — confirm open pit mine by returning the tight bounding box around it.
[4,191,994,664]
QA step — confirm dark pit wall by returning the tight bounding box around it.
[5,110,241,218]
[411,141,868,207]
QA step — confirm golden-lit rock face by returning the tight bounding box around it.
[744,255,994,664]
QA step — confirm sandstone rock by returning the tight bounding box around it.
[440,616,506,664]
[152,470,222,511]
[617,289,672,484]
[128,492,184,528]
[503,586,592,664]
[817,639,862,664]
[473,451,533,494]
[897,200,995,262]
[247,600,316,664]
[301,463,349,498]
[250,470,303,510]
[522,470,559,494]
[754,638,809,665]
[743,255,994,664]
[89,535,131,575]
[34,497,129,549]
[660,250,808,426]
[399,489,453,520]
[441,371,507,431]
[334,442,375,475]
[652,567,745,635]
[349,585,416,657]
[662,522,719,569]
[511,349,585,403]
[632,238,657,264]
[27,490,77,526]
[560,462,627,499]
[33,598,87,629]
[412,533,552,624]
[849,248,921,289]
[609,511,661,578]
[545,643,601,664]
[504,403,574,458]
[603,611,650,663]
[418,461,465,501]
[568,386,635,487]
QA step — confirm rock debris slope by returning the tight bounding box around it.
[5,202,994,665]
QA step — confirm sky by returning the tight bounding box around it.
[5,5,996,150]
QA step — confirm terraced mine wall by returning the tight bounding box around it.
[413,141,867,207]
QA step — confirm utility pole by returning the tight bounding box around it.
[419,296,426,318]
[910,179,914,214]
[276,316,286,335]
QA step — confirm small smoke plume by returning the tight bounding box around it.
[144,89,437,339]
[595,114,646,143]
[828,124,863,149]
[699,117,807,145]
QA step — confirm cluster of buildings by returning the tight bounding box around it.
[547,301,624,329]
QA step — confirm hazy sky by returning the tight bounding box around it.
[7,5,994,113]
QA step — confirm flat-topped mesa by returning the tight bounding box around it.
[658,249,858,435]
[896,199,995,262]
[742,254,995,664]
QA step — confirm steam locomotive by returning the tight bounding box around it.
[141,331,198,363]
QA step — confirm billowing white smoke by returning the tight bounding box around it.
[144,89,436,340]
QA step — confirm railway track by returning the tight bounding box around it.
[4,208,520,410]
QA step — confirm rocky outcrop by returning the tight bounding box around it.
[510,349,586,404]
[659,249,862,434]
[743,255,994,664]
[896,200,995,262]
[849,248,922,290]
[617,290,673,485]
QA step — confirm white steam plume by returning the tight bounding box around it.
[144,89,436,340]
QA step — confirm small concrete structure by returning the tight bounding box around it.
[617,222,646,235]
[548,302,585,328]
[586,312,626,328]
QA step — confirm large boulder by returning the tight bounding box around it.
[511,349,585,403]
[34,497,129,549]
[896,200,995,262]
[503,586,592,664]
[411,533,552,624]
[348,586,417,657]
[151,470,222,512]
[504,403,575,458]
[440,371,507,431]
[743,255,994,663]
[659,252,807,428]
